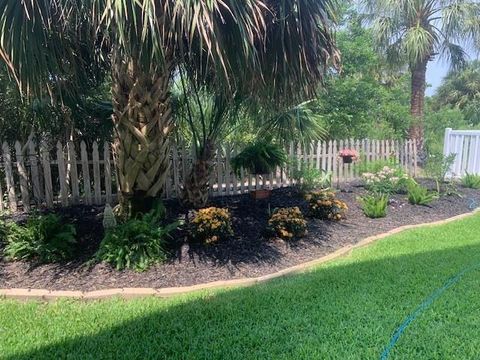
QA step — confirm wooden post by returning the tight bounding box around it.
[15,141,30,211]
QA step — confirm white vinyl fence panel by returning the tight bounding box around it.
[444,128,480,178]
[0,138,418,212]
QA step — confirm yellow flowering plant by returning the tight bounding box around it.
[267,207,307,240]
[306,190,348,221]
[190,207,233,244]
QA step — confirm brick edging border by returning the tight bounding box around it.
[1,209,479,302]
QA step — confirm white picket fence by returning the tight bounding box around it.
[444,128,480,178]
[0,138,418,212]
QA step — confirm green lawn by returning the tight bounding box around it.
[2,213,480,359]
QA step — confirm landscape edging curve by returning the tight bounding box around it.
[1,209,479,302]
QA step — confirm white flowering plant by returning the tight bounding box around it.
[362,166,410,195]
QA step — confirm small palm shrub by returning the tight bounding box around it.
[291,160,332,194]
[461,172,480,189]
[362,166,410,194]
[359,194,389,219]
[96,204,178,272]
[4,214,76,263]
[267,207,307,240]
[305,190,348,221]
[231,140,287,176]
[407,181,437,206]
[190,207,233,244]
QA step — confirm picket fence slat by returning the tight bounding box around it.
[14,141,30,211]
[2,142,17,211]
[444,128,480,177]
[104,142,113,205]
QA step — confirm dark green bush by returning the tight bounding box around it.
[96,204,178,272]
[4,214,76,263]
[359,194,388,219]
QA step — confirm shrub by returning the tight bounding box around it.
[267,207,307,240]
[407,181,437,206]
[190,207,233,244]
[461,172,480,189]
[359,194,388,219]
[4,214,76,263]
[0,220,8,245]
[291,160,332,194]
[362,166,409,195]
[424,153,456,193]
[356,157,399,175]
[96,204,178,272]
[305,190,348,221]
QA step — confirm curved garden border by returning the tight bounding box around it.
[1,209,479,302]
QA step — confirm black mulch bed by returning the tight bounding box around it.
[1,181,479,291]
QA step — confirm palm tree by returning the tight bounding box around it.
[0,0,339,216]
[363,0,480,146]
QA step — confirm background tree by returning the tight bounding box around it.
[0,0,339,216]
[433,60,480,126]
[363,0,480,146]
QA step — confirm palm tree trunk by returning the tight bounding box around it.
[409,59,428,147]
[181,139,215,209]
[111,51,174,217]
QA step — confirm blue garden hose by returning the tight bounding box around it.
[380,198,480,359]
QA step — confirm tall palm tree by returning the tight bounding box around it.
[0,0,339,216]
[363,0,480,145]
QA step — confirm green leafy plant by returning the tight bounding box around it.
[96,203,178,272]
[461,172,480,189]
[231,140,287,176]
[305,190,348,221]
[291,160,332,194]
[356,156,400,175]
[4,214,76,263]
[424,153,457,193]
[267,207,307,240]
[190,207,233,244]
[359,194,389,219]
[407,181,437,206]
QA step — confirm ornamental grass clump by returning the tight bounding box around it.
[267,207,307,240]
[305,190,348,221]
[190,207,233,244]
[362,166,409,194]
[359,194,389,219]
[461,172,480,189]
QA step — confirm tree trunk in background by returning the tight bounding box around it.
[182,139,215,209]
[409,59,428,150]
[111,51,174,217]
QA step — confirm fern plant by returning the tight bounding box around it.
[359,194,389,219]
[4,214,76,263]
[461,172,480,189]
[407,182,437,206]
[231,140,287,176]
[96,203,178,272]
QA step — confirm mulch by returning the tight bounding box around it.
[1,181,479,291]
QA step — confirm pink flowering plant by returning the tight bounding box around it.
[362,166,410,194]
[338,149,359,160]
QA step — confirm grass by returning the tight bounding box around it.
[2,213,480,359]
